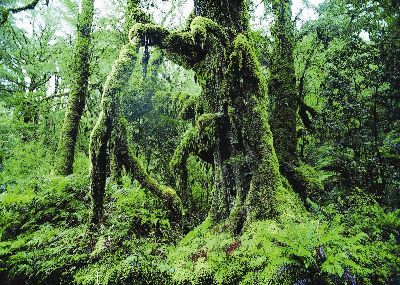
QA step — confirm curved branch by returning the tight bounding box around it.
[1,0,41,26]
[128,16,227,69]
[115,118,183,225]
[171,113,216,172]
[90,41,183,228]
[170,114,216,207]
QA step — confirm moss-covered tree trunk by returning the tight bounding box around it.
[89,2,183,228]
[130,0,302,233]
[89,42,183,228]
[89,43,137,227]
[109,0,142,184]
[267,0,324,203]
[55,0,94,175]
[89,0,303,232]
[268,0,298,166]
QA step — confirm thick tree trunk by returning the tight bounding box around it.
[267,0,324,204]
[55,0,94,175]
[128,0,303,233]
[190,0,293,231]
[268,0,298,166]
[89,0,307,233]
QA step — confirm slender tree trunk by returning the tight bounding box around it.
[268,0,298,166]
[55,0,94,175]
[89,1,183,228]
[89,43,182,228]
[109,0,142,184]
[89,43,138,227]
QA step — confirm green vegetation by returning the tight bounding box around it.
[0,0,399,284]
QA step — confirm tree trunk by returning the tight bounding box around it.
[268,0,298,166]
[55,0,94,175]
[109,0,142,184]
[89,2,183,228]
[89,43,137,227]
[130,0,303,233]
[89,42,183,228]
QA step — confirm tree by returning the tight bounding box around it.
[296,0,400,206]
[55,0,94,175]
[268,0,298,167]
[90,0,303,233]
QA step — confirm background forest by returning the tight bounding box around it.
[0,0,399,284]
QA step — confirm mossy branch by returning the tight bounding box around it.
[1,0,41,26]
[90,41,183,227]
[128,16,227,69]
[115,118,183,225]
[170,113,216,173]
[169,114,216,207]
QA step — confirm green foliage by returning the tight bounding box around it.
[0,0,399,285]
[167,203,399,285]
[0,170,179,284]
[0,175,89,283]
[73,181,175,285]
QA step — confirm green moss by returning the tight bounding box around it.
[128,23,169,45]
[292,164,325,202]
[170,112,216,208]
[0,8,10,25]
[170,127,197,173]
[110,117,183,225]
[89,42,138,227]
[192,0,249,33]
[225,33,291,226]
[123,0,146,40]
[99,0,303,235]
[190,16,227,48]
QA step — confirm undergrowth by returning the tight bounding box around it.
[0,142,398,285]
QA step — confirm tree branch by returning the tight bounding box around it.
[128,16,227,69]
[1,0,41,26]
[115,118,183,225]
